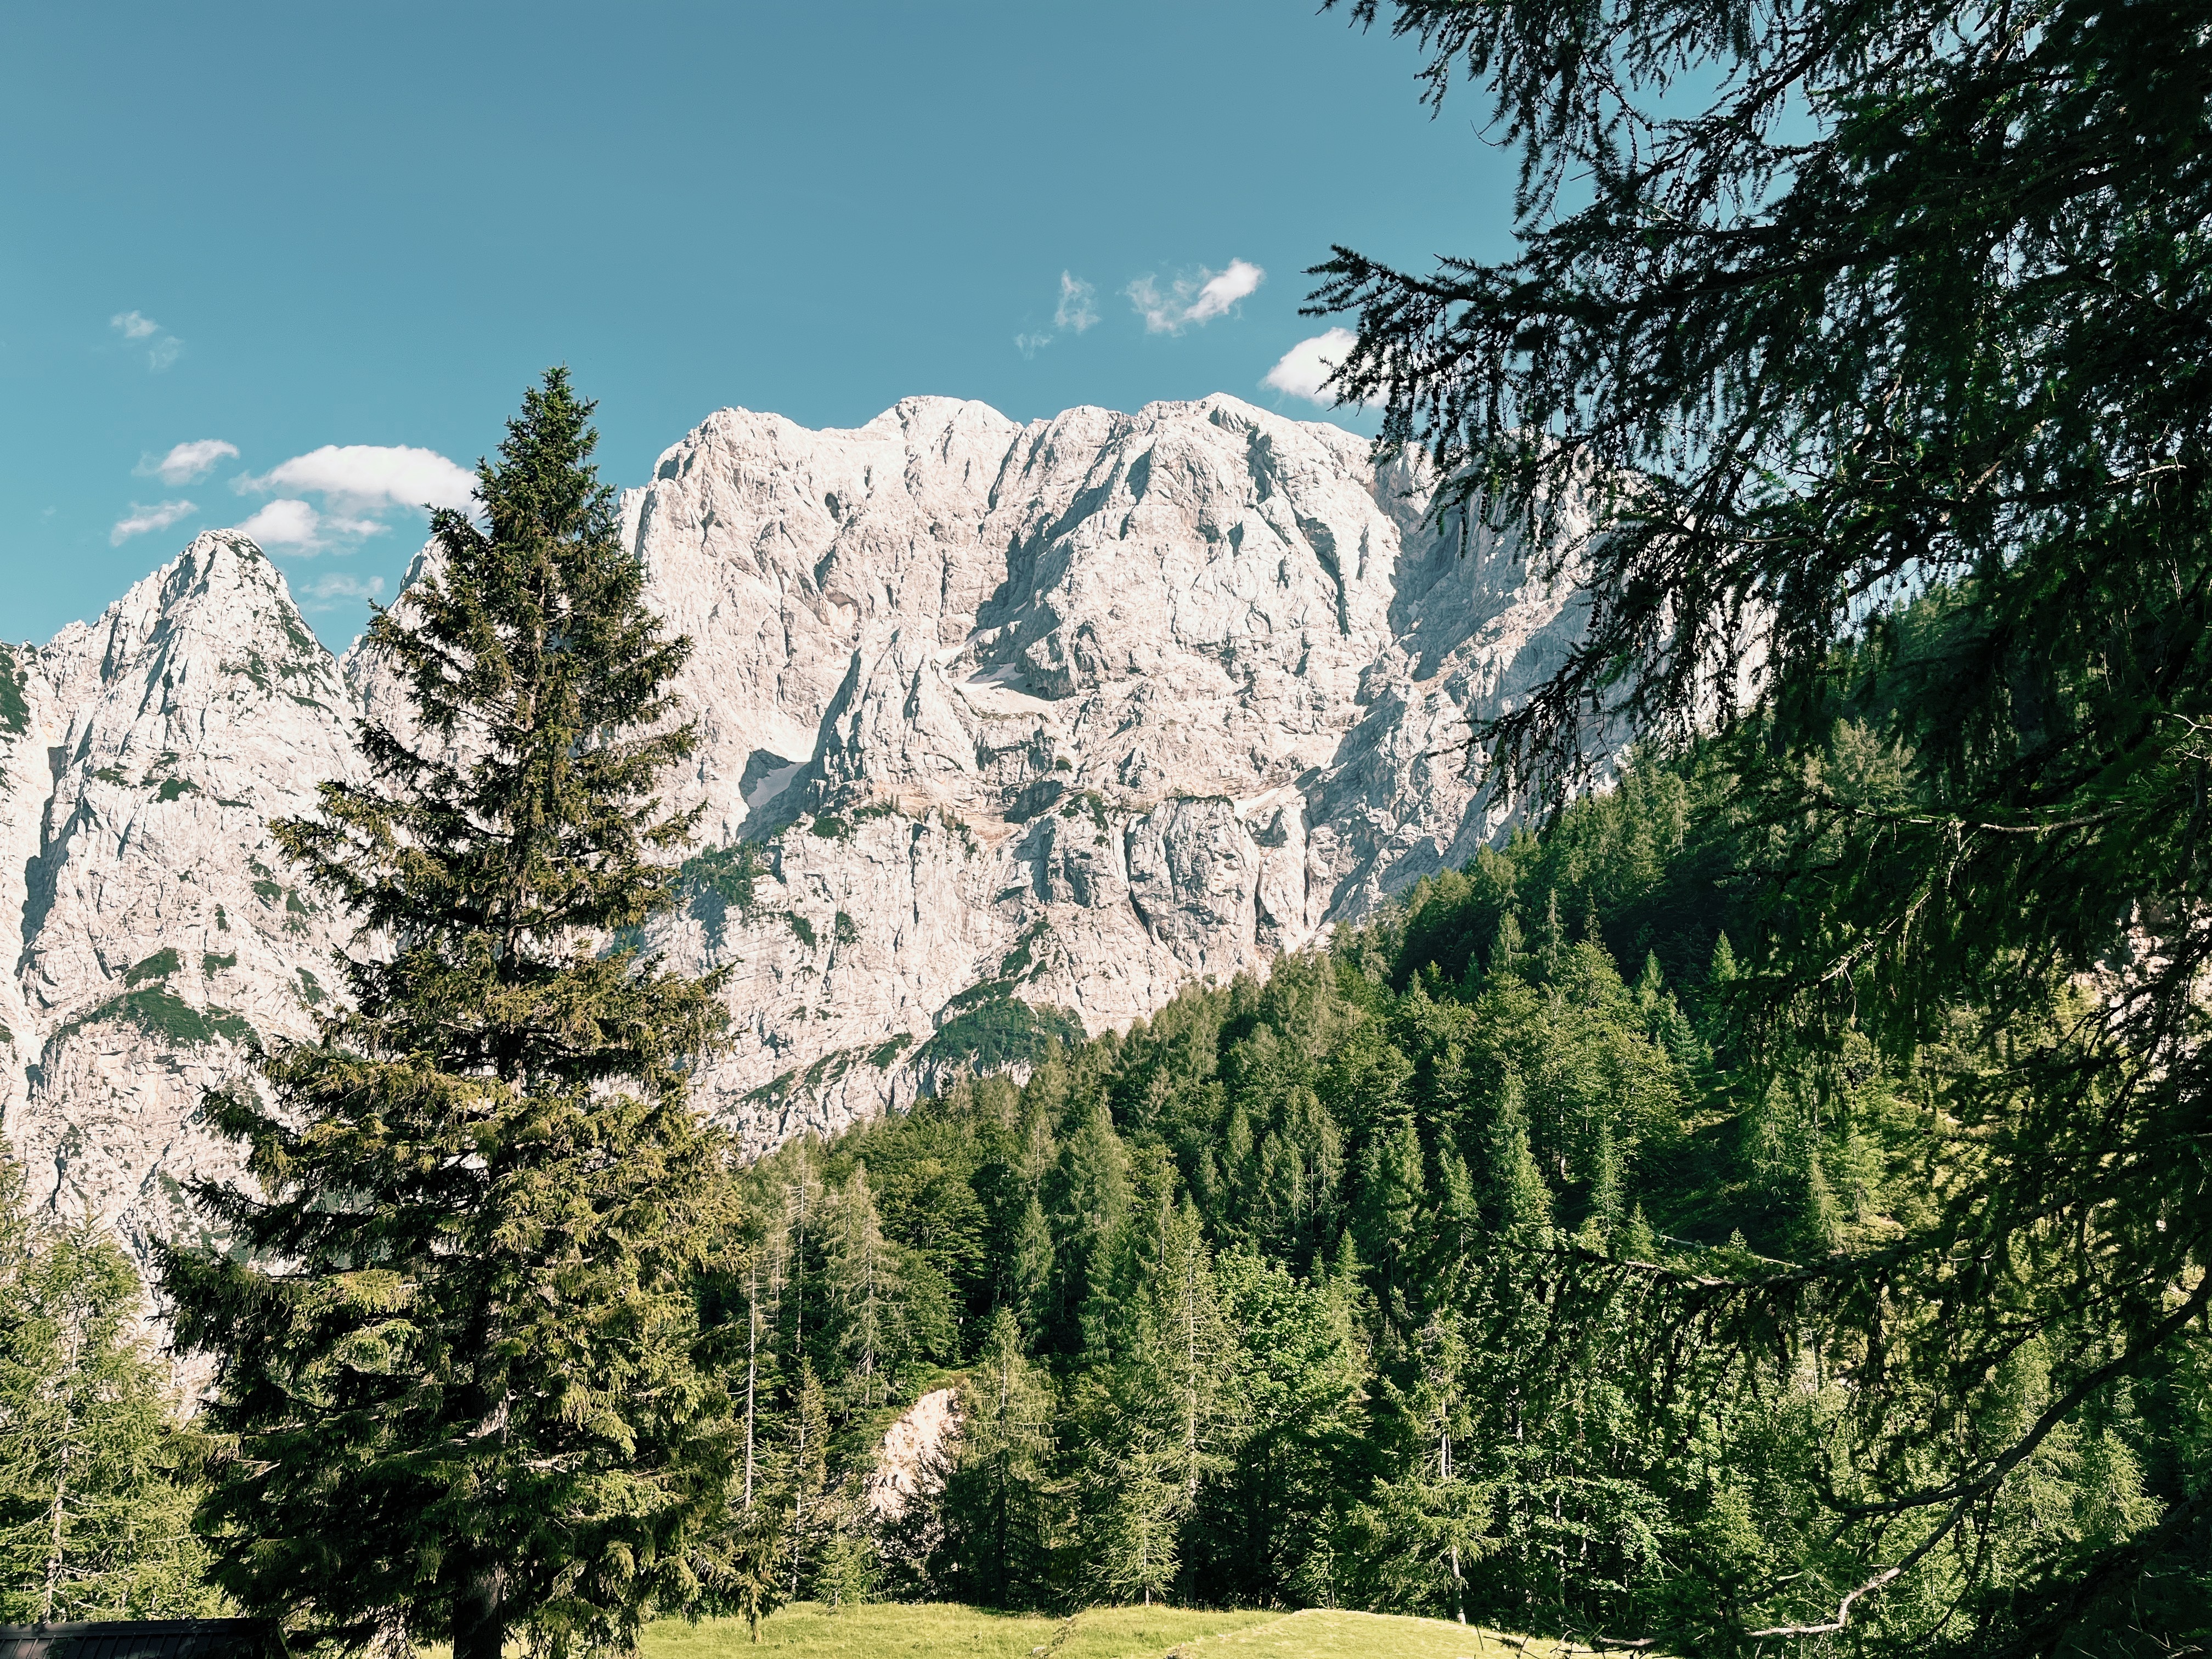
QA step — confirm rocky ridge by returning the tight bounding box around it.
[5,393,1585,1263]
[0,534,360,1264]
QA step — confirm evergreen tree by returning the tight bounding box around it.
[1353,1313,1491,1624]
[1075,1402,1187,1609]
[161,370,738,1659]
[708,1248,788,1641]
[1321,0,2212,1637]
[1071,1194,1234,1606]
[936,1307,1054,1606]
[1197,1252,1369,1607]
[1352,1119,1427,1334]
[0,1175,210,1622]
[1156,1199,1234,1514]
[1049,1094,1131,1347]
[1008,1193,1054,1339]
[1485,1075,1553,1245]
[741,1257,766,1515]
[822,1165,898,1414]
[776,1361,835,1601]
[715,1505,786,1645]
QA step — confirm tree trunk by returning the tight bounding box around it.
[41,1322,82,1622]
[743,1262,758,1513]
[454,1565,506,1659]
[40,1431,70,1622]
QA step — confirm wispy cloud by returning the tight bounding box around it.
[1056,271,1098,333]
[1263,328,1359,406]
[1015,271,1101,359]
[110,310,184,371]
[294,571,387,610]
[1127,258,1265,335]
[233,498,387,553]
[240,444,476,514]
[111,500,198,545]
[140,438,239,486]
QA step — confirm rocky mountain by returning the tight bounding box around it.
[0,536,361,1265]
[4,392,1585,1264]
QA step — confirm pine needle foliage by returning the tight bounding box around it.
[160,370,740,1659]
[0,1161,212,1622]
[1316,0,2212,1642]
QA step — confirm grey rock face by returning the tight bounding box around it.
[1,534,360,1268]
[608,394,1585,1151]
[5,394,1585,1249]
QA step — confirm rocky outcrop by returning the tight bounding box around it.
[866,1386,960,1522]
[5,394,1588,1259]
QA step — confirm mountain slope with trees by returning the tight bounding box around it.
[706,749,2212,1654]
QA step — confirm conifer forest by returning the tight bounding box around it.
[5,0,2211,1655]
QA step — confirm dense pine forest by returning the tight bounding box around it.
[16,741,2200,1652]
[6,667,2210,1656]
[702,746,2209,1652]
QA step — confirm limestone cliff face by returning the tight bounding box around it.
[605,394,1584,1151]
[4,395,1585,1252]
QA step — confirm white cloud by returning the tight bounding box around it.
[110,500,198,545]
[234,498,390,553]
[110,310,183,371]
[1263,328,1360,405]
[1185,259,1265,325]
[141,438,240,486]
[1014,270,1100,359]
[233,499,325,549]
[1128,258,1266,334]
[1055,271,1098,334]
[242,444,476,513]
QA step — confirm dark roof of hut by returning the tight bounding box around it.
[0,1623,280,1659]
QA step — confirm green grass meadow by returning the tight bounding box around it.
[639,1604,1633,1659]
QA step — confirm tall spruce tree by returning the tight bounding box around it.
[161,370,739,1659]
[822,1166,898,1414]
[1353,1313,1491,1625]
[936,1307,1055,1607]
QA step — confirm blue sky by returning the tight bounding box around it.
[1,2,1522,648]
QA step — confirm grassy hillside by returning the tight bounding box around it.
[640,1605,1617,1659]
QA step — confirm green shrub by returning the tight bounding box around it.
[124,949,182,988]
[915,991,1082,1075]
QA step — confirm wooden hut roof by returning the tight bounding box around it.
[0,1623,279,1659]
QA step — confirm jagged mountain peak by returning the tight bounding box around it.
[2,529,358,1258]
[7,394,1585,1257]
[36,531,331,703]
